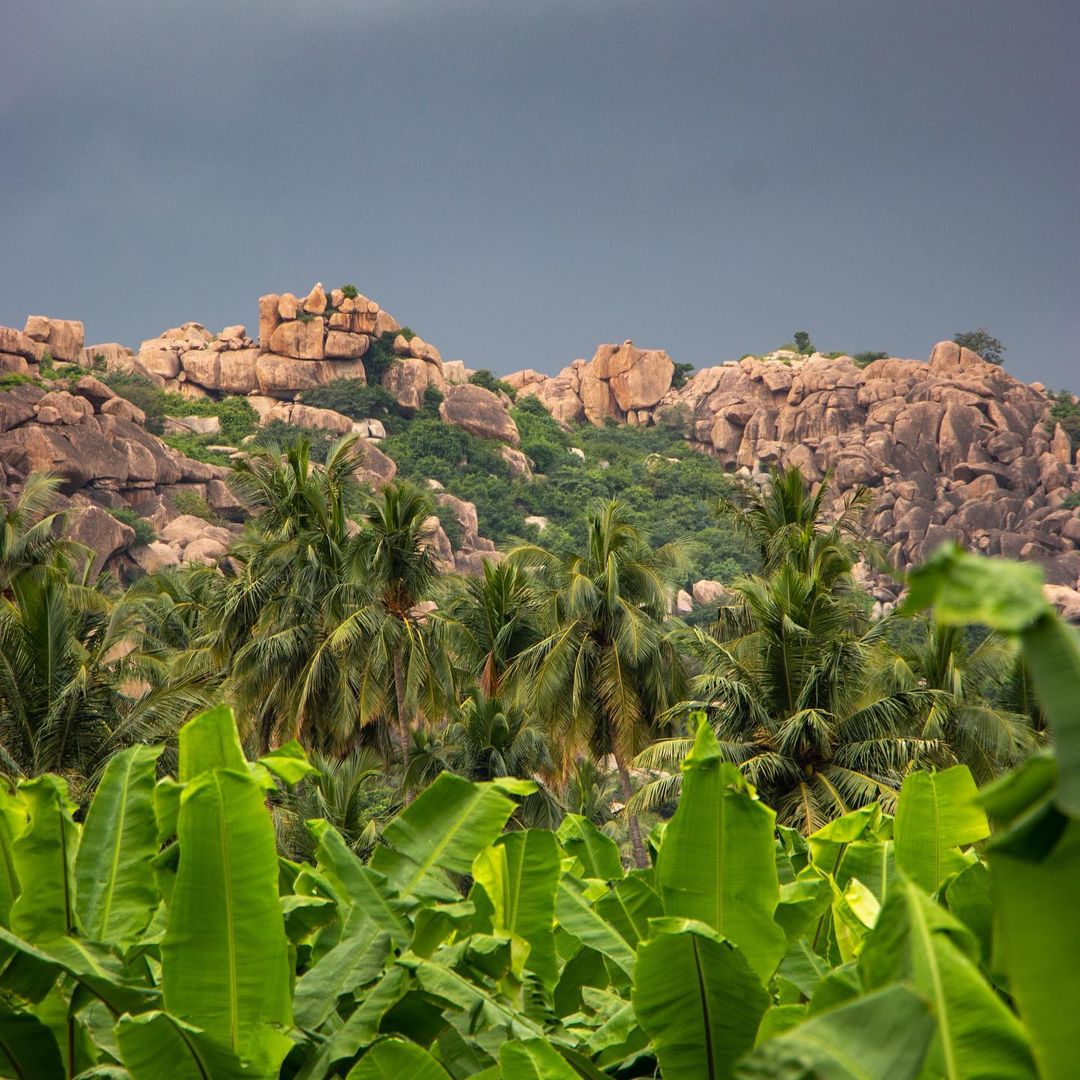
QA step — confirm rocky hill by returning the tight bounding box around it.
[2,283,1078,613]
[510,341,1079,571]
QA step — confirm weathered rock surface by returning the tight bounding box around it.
[24,316,84,362]
[255,355,365,397]
[439,384,521,445]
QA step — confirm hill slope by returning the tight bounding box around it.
[2,283,1078,614]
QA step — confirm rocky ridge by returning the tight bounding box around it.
[3,287,1079,612]
[508,339,1080,609]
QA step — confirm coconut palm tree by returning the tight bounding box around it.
[272,747,389,860]
[510,500,687,867]
[635,563,936,832]
[329,481,446,768]
[714,464,876,577]
[442,560,544,697]
[632,465,939,832]
[878,619,1037,782]
[401,689,561,827]
[206,436,372,753]
[561,756,617,832]
[0,473,80,592]
[0,561,206,794]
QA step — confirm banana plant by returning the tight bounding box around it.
[0,546,1072,1079]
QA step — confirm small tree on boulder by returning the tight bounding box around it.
[954,328,1005,365]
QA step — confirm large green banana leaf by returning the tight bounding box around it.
[499,1037,580,1078]
[293,915,392,1030]
[371,774,516,899]
[737,985,934,1079]
[859,875,1034,1079]
[556,815,623,881]
[472,829,560,989]
[0,1005,64,1079]
[903,546,1079,814]
[75,743,161,945]
[23,932,158,1014]
[555,875,636,976]
[309,821,410,944]
[632,917,769,1080]
[988,819,1080,1080]
[594,873,663,952]
[408,954,549,1059]
[115,1010,250,1080]
[893,767,988,894]
[9,776,79,943]
[655,721,785,981]
[1016,602,1080,815]
[295,965,412,1080]
[177,704,247,781]
[0,788,25,928]
[980,755,1079,1080]
[161,769,292,1077]
[347,1037,452,1079]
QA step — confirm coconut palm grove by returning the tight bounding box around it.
[0,441,1075,1078]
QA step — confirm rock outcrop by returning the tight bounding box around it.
[513,341,675,426]
[0,376,237,579]
[8,282,1078,601]
[439,384,520,445]
[512,341,1080,594]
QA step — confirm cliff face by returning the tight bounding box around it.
[3,287,1079,599]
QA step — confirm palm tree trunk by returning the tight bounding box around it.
[258,709,275,756]
[393,645,410,768]
[613,747,648,869]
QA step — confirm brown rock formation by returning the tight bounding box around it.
[439,384,521,445]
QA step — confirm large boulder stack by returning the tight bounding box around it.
[0,370,240,579]
[133,284,403,400]
[649,345,1080,585]
[514,341,675,426]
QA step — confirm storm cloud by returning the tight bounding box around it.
[2,0,1077,383]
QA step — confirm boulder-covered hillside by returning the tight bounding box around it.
[2,283,1078,611]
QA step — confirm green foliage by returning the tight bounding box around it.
[363,331,403,385]
[108,506,156,546]
[434,504,465,549]
[671,360,695,388]
[383,397,750,585]
[171,490,217,522]
[249,420,338,463]
[100,372,254,443]
[468,369,516,399]
[793,330,815,355]
[419,383,444,417]
[0,666,1067,1079]
[954,327,1005,365]
[162,432,233,465]
[303,379,409,433]
[1047,389,1080,455]
[0,372,35,389]
[216,395,257,442]
[340,283,359,299]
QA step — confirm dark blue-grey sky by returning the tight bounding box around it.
[3,1,1077,384]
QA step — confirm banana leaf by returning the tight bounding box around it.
[632,917,768,1080]
[161,769,292,1077]
[75,744,161,945]
[737,985,934,1079]
[859,875,1034,1079]
[655,721,785,981]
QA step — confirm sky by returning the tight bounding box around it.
[2,0,1077,385]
